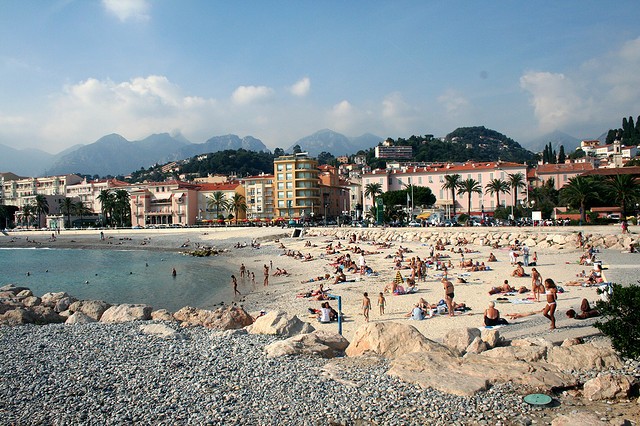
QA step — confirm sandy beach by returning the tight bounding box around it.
[2,224,633,344]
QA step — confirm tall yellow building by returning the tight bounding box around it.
[273,153,320,219]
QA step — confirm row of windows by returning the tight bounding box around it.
[275,162,314,171]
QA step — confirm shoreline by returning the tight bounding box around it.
[2,225,638,344]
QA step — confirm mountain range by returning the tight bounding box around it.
[0,128,596,178]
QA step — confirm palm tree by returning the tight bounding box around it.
[484,178,510,208]
[508,172,526,207]
[21,204,33,229]
[228,193,247,225]
[442,174,462,217]
[457,178,482,217]
[207,191,229,219]
[74,201,91,229]
[61,197,75,228]
[97,189,115,226]
[559,176,599,224]
[114,189,131,227]
[605,174,640,217]
[33,194,49,229]
[364,182,383,209]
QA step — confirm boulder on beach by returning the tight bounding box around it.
[583,374,634,401]
[174,306,253,329]
[69,300,111,321]
[41,292,73,308]
[246,310,314,337]
[345,322,452,358]
[443,327,481,354]
[65,312,97,325]
[139,323,180,338]
[100,304,152,323]
[546,344,623,370]
[0,284,30,295]
[551,411,608,426]
[30,306,65,324]
[0,307,36,325]
[151,309,176,322]
[264,331,349,358]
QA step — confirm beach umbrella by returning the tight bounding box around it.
[394,271,404,284]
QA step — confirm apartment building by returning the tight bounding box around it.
[197,182,246,223]
[273,153,320,219]
[243,173,274,221]
[318,165,350,221]
[532,162,596,190]
[129,180,200,227]
[362,161,528,215]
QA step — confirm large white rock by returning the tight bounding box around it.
[264,332,342,358]
[41,292,71,308]
[246,310,314,337]
[443,327,481,354]
[173,306,254,329]
[481,328,502,348]
[139,323,179,338]
[583,374,634,401]
[69,300,111,321]
[100,304,152,323]
[345,322,452,358]
[546,344,622,370]
[551,411,608,426]
[481,345,547,363]
[65,312,97,324]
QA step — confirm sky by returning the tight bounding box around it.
[1,0,640,154]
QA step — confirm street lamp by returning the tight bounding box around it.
[324,203,329,226]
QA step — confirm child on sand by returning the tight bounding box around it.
[362,292,371,322]
[378,292,386,315]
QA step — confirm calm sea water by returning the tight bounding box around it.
[0,248,243,311]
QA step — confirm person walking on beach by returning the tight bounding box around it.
[542,278,558,330]
[231,275,240,295]
[443,278,455,317]
[378,292,386,315]
[522,244,530,266]
[263,264,269,286]
[240,263,246,278]
[358,253,366,275]
[362,292,371,322]
[531,268,543,302]
[250,271,256,286]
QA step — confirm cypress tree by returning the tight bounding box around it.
[558,145,566,163]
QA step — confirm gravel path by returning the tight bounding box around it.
[0,322,545,426]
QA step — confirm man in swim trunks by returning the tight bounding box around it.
[442,278,455,317]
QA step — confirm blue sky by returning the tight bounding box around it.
[1,0,639,153]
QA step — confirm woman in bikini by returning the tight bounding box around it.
[542,278,558,330]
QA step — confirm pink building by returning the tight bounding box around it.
[532,162,595,190]
[362,161,528,216]
[129,180,200,227]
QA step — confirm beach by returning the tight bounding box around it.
[1,225,639,425]
[1,225,635,343]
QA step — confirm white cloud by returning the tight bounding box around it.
[289,77,310,97]
[231,85,274,105]
[437,89,470,115]
[381,92,421,133]
[102,0,150,22]
[519,71,587,132]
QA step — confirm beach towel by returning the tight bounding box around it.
[510,298,534,304]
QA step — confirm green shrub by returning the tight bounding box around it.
[457,213,469,224]
[595,284,640,359]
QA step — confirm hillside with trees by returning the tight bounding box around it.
[604,115,640,146]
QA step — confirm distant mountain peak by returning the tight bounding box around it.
[288,129,382,157]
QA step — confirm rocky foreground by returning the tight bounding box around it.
[1,284,639,425]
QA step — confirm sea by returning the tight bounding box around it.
[0,248,243,312]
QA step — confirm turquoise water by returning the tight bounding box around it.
[0,248,243,311]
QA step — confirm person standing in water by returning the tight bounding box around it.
[231,275,240,295]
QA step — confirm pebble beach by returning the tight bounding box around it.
[1,225,639,425]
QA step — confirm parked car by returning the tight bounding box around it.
[408,220,421,227]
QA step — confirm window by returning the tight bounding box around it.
[286,163,293,170]
[286,173,292,180]
[477,173,482,183]
[278,200,284,207]
[490,172,494,180]
[428,176,432,183]
[286,191,293,198]
[277,173,283,180]
[286,182,293,189]
[277,191,284,199]
[418,177,423,184]
[277,164,284,171]
[439,189,443,198]
[277,183,284,190]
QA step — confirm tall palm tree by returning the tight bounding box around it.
[61,197,75,228]
[364,182,383,209]
[559,176,599,224]
[442,174,462,217]
[228,193,247,225]
[74,201,92,229]
[21,204,33,229]
[484,178,510,208]
[207,191,229,219]
[97,189,115,226]
[605,174,640,217]
[508,172,526,207]
[114,189,131,227]
[33,194,49,229]
[457,178,482,217]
